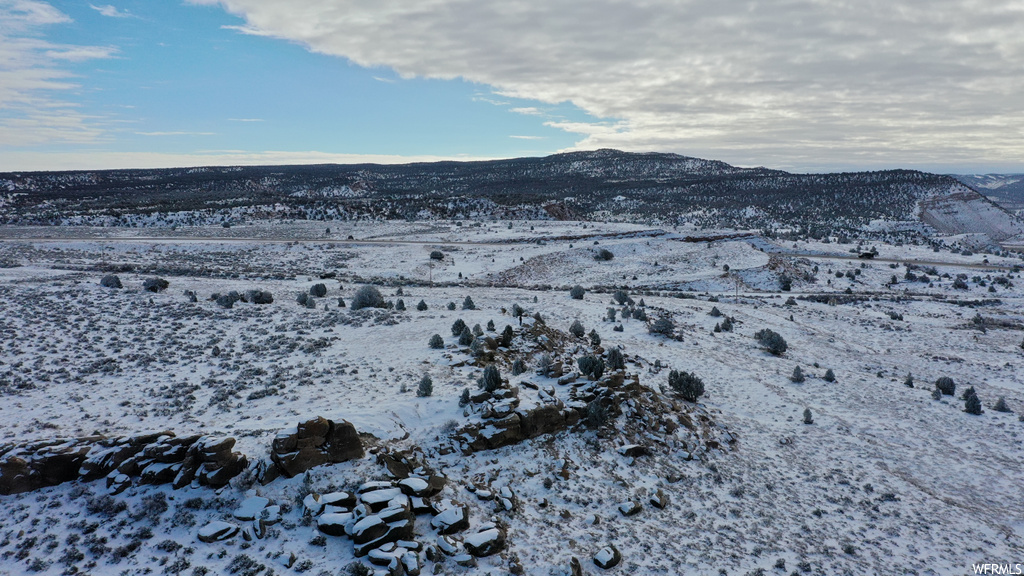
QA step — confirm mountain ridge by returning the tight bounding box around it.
[3,150,1021,243]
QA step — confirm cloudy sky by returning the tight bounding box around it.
[2,0,1023,173]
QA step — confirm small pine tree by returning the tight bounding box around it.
[472,323,484,337]
[935,376,956,396]
[481,365,502,392]
[803,408,813,424]
[533,312,545,325]
[500,325,514,347]
[713,323,722,333]
[337,297,346,308]
[589,329,601,346]
[721,317,733,332]
[512,303,525,317]
[451,318,467,336]
[993,397,1011,413]
[351,285,385,310]
[649,315,674,336]
[428,334,444,349]
[607,308,617,322]
[577,356,605,379]
[668,370,705,402]
[903,373,914,388]
[417,374,433,397]
[791,366,805,383]
[709,306,722,317]
[459,326,474,346]
[569,320,585,338]
[964,391,982,415]
[538,354,553,377]
[447,302,457,310]
[416,299,428,311]
[823,368,836,382]
[569,285,585,300]
[607,347,625,370]
[755,329,787,355]
[961,385,977,401]
[395,299,406,311]
[613,290,630,305]
[511,358,526,376]
[458,388,470,407]
[486,319,495,331]
[462,296,476,310]
[585,399,609,428]
[931,388,942,400]
[633,308,648,321]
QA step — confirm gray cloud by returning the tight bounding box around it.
[196,0,1024,171]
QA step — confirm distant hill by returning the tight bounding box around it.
[953,174,1024,213]
[2,150,1021,242]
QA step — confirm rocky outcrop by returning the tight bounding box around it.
[0,431,246,496]
[268,416,365,479]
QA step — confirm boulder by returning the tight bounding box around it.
[233,496,270,521]
[317,512,355,537]
[198,521,239,543]
[143,277,169,292]
[431,504,470,535]
[464,527,506,557]
[100,275,122,289]
[398,475,445,498]
[401,551,421,576]
[649,489,670,509]
[520,405,566,438]
[618,501,642,516]
[271,417,364,478]
[321,491,356,508]
[617,444,649,458]
[593,545,621,569]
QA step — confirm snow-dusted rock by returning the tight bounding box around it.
[464,526,506,557]
[649,489,670,509]
[317,512,355,537]
[233,496,270,520]
[431,504,470,534]
[302,493,323,516]
[197,521,238,543]
[618,500,642,516]
[593,545,621,569]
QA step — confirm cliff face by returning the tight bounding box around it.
[919,183,1024,242]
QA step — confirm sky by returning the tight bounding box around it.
[1,0,1023,174]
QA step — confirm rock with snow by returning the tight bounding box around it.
[649,489,670,509]
[618,500,642,516]
[198,521,239,543]
[302,493,323,516]
[617,444,649,458]
[321,490,356,508]
[593,545,622,569]
[464,526,507,557]
[401,551,421,576]
[435,535,463,556]
[431,504,470,534]
[233,496,270,521]
[317,512,355,537]
[270,416,364,478]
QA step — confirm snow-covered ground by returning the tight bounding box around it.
[1,221,1022,576]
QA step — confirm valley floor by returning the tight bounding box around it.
[1,221,1022,576]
